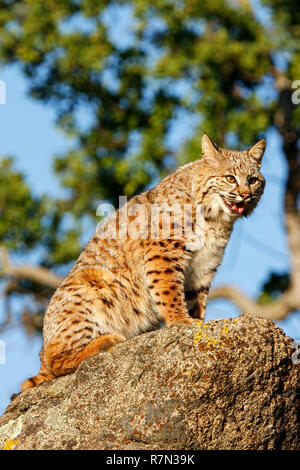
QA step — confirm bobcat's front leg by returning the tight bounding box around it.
[145,242,193,325]
[185,285,209,322]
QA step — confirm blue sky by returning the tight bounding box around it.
[0,60,299,414]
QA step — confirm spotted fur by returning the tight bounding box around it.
[19,134,266,393]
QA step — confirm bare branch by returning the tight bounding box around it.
[0,246,63,289]
[209,285,300,321]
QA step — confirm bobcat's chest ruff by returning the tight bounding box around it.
[185,222,229,289]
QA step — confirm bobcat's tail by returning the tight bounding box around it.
[21,368,55,392]
[10,368,55,401]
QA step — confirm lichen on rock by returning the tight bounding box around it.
[0,314,299,450]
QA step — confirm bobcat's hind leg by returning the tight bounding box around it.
[19,333,125,394]
[45,333,126,378]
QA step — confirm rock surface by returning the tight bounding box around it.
[0,314,299,450]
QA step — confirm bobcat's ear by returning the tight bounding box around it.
[248,139,266,162]
[201,134,219,164]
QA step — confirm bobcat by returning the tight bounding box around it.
[19,134,266,393]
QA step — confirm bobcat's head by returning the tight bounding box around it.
[194,133,266,220]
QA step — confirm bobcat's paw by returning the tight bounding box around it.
[169,317,195,326]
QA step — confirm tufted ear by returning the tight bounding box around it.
[201,133,219,156]
[201,134,220,167]
[248,139,266,162]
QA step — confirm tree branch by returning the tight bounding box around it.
[0,246,63,289]
[209,285,299,321]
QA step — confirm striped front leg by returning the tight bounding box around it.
[185,286,209,322]
[145,243,194,325]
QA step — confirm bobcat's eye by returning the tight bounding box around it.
[248,176,258,185]
[226,175,236,184]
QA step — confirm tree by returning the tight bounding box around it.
[0,0,299,333]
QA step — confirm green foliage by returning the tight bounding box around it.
[258,272,291,304]
[0,158,42,251]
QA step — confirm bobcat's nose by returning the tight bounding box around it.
[240,190,250,201]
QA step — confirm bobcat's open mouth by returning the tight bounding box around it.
[223,198,245,215]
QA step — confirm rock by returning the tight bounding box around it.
[0,314,299,450]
